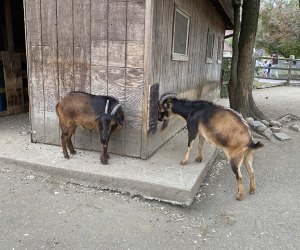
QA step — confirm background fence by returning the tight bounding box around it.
[222,56,300,85]
[254,56,300,85]
[220,56,300,97]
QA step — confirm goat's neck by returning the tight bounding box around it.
[171,100,194,120]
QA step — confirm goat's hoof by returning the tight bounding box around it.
[180,160,187,165]
[250,188,255,194]
[101,160,108,165]
[64,155,70,159]
[70,150,77,155]
[236,192,245,201]
[195,157,203,163]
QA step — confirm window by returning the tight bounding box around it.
[172,8,190,61]
[206,30,215,63]
[217,37,223,64]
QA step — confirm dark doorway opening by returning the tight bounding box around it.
[0,0,28,116]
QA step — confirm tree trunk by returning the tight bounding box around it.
[228,0,241,110]
[229,0,268,120]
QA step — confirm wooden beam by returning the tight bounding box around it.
[4,0,14,52]
[141,0,154,159]
[224,33,233,39]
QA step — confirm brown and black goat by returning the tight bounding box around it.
[56,91,124,165]
[158,92,263,200]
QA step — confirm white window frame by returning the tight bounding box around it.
[206,29,215,64]
[172,7,190,62]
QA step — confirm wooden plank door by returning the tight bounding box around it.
[2,51,24,115]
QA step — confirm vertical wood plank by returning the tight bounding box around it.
[124,2,145,157]
[74,0,91,92]
[29,46,45,142]
[23,0,45,142]
[73,0,92,150]
[105,1,126,155]
[41,0,59,144]
[108,2,126,41]
[91,0,107,95]
[57,0,74,97]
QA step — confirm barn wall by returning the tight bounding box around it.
[145,0,226,158]
[152,0,225,98]
[24,0,145,157]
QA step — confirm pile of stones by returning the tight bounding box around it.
[246,115,300,141]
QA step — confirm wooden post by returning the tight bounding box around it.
[287,55,294,86]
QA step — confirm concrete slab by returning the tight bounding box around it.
[0,113,217,206]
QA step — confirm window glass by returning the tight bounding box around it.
[172,8,190,61]
[206,30,215,63]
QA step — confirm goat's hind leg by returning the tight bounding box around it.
[243,150,256,194]
[229,152,246,201]
[180,122,198,165]
[66,125,77,155]
[195,134,205,162]
[61,127,70,159]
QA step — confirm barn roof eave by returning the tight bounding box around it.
[210,0,234,29]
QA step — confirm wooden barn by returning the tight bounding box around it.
[1,0,233,159]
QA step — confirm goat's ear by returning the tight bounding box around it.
[116,114,124,126]
[163,98,172,109]
[163,101,171,109]
[117,119,124,126]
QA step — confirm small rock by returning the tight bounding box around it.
[246,117,254,123]
[261,120,270,126]
[249,121,268,133]
[24,175,35,180]
[278,116,292,124]
[273,132,291,141]
[262,128,274,140]
[256,124,268,133]
[289,124,300,132]
[270,126,281,133]
[269,120,282,127]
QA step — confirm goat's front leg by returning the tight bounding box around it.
[195,134,205,162]
[104,136,110,160]
[99,142,108,165]
[99,137,109,165]
[180,122,198,165]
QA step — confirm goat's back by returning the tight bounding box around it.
[196,106,252,151]
[56,92,117,130]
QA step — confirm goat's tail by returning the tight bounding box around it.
[248,141,264,150]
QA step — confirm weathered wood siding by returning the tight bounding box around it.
[145,0,226,157]
[24,0,145,157]
[152,0,224,98]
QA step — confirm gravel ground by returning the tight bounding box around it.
[0,86,300,250]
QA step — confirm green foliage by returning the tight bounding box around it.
[222,57,231,83]
[220,58,231,98]
[256,0,300,57]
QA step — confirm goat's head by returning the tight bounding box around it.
[158,92,177,130]
[100,100,124,140]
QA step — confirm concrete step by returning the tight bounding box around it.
[0,114,217,206]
